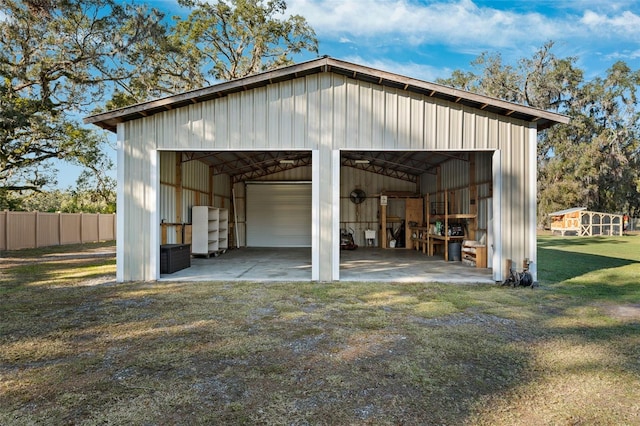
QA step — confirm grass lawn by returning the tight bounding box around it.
[1,237,639,425]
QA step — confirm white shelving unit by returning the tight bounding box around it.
[218,208,228,252]
[192,206,228,257]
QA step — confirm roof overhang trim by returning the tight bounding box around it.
[84,57,570,133]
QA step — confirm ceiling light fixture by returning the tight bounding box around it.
[354,159,370,164]
[279,159,295,164]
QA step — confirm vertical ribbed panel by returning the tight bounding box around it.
[214,100,228,148]
[442,158,469,196]
[279,80,293,148]
[189,103,204,148]
[160,151,177,184]
[121,118,156,281]
[384,90,398,149]
[152,74,528,154]
[476,151,493,182]
[240,91,254,149]
[213,173,231,199]
[511,123,527,262]
[409,95,424,149]
[425,102,437,149]
[182,189,198,223]
[359,83,373,148]
[182,159,209,192]
[345,79,359,148]
[477,182,492,199]
[397,91,410,147]
[448,104,464,149]
[160,184,177,223]
[500,120,515,264]
[435,102,450,150]
[475,114,489,149]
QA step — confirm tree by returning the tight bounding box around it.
[105,0,319,109]
[566,62,640,215]
[438,41,580,112]
[174,0,318,82]
[1,0,319,201]
[438,42,640,222]
[0,0,167,196]
[16,185,115,213]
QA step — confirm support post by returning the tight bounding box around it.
[380,202,387,248]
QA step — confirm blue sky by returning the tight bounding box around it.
[285,0,640,81]
[60,0,640,189]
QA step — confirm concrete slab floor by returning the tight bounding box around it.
[160,247,494,284]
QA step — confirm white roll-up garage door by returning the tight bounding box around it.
[246,182,312,247]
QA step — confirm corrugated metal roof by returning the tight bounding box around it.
[548,207,587,216]
[84,56,570,133]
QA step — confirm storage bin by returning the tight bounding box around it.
[448,242,462,261]
[160,244,191,274]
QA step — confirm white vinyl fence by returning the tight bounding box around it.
[0,211,116,251]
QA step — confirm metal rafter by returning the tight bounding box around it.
[181,150,467,185]
[232,155,312,183]
[341,157,417,183]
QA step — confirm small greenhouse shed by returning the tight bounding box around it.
[84,56,569,283]
[549,207,623,236]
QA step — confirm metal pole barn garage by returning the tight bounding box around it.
[85,57,569,283]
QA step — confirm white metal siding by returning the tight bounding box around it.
[246,183,312,247]
[152,73,528,154]
[119,70,537,281]
[121,118,156,281]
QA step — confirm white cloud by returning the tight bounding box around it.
[288,0,563,48]
[288,0,640,50]
[606,49,640,60]
[580,9,640,39]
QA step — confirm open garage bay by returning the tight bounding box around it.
[160,248,493,283]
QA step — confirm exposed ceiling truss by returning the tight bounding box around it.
[182,151,312,184]
[180,150,469,184]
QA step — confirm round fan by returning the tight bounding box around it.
[349,189,366,204]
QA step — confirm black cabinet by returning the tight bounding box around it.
[160,244,191,274]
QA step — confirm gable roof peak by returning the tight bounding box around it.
[85,56,569,132]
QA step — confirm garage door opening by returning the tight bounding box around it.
[158,150,315,281]
[338,150,494,282]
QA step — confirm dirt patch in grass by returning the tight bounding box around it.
[599,303,640,322]
[1,239,639,425]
